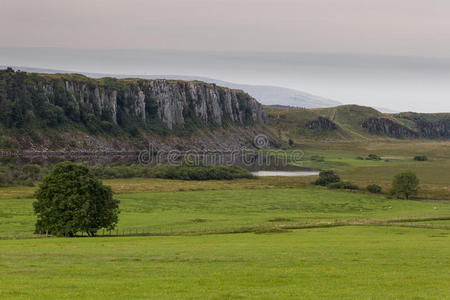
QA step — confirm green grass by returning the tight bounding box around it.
[0,226,449,299]
[1,174,449,298]
[264,140,450,200]
[2,138,450,298]
[265,104,403,142]
[1,188,449,237]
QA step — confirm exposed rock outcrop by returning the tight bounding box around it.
[0,69,267,132]
[394,113,450,139]
[307,117,338,131]
[414,119,450,138]
[361,118,418,138]
[43,78,267,129]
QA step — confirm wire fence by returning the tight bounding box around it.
[1,216,449,240]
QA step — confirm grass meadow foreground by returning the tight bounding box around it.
[0,226,449,299]
[1,140,450,299]
[1,181,450,299]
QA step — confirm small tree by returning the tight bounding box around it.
[413,155,427,161]
[367,184,382,194]
[314,170,340,186]
[390,170,419,199]
[366,154,381,161]
[33,162,120,236]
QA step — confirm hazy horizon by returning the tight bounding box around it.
[1,48,449,113]
[2,0,450,58]
[1,0,449,113]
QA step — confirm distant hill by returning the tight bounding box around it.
[3,66,342,109]
[266,105,450,142]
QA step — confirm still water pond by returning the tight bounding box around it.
[251,171,319,177]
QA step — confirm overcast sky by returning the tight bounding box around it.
[1,0,450,112]
[1,0,450,56]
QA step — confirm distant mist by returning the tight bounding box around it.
[1,48,449,113]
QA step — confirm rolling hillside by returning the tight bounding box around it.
[266,105,450,142]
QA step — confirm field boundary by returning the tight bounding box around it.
[1,216,449,240]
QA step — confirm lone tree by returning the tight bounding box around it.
[33,162,120,236]
[390,170,419,199]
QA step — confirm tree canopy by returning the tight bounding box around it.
[33,162,120,236]
[390,170,420,199]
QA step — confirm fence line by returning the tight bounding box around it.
[1,216,450,240]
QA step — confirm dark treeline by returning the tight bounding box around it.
[0,162,255,187]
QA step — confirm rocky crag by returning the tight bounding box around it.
[307,117,338,131]
[0,69,268,151]
[361,118,418,138]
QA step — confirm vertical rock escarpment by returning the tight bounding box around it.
[393,113,450,139]
[55,79,267,129]
[361,118,418,138]
[139,80,267,129]
[0,69,267,131]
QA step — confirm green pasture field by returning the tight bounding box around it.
[0,226,449,299]
[1,187,449,237]
[265,140,450,199]
[1,140,450,299]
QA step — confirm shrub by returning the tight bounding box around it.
[366,154,381,161]
[328,181,359,190]
[414,155,427,161]
[33,162,120,236]
[367,184,382,193]
[313,170,340,186]
[389,170,419,199]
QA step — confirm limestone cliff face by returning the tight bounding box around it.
[40,77,267,130]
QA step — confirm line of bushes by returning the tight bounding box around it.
[312,170,381,193]
[0,162,256,186]
[147,164,255,180]
[0,163,48,187]
[312,169,420,199]
[356,154,382,161]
